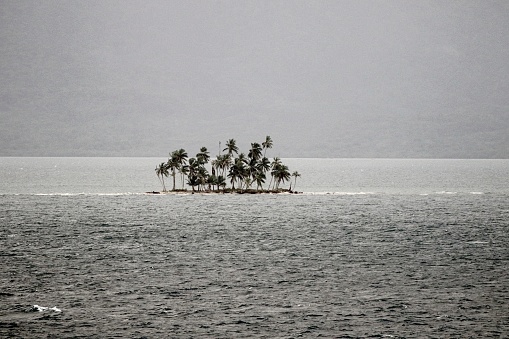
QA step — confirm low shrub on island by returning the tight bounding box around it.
[154,136,301,194]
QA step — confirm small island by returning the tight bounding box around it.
[152,136,301,194]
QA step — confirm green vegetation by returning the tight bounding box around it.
[154,136,301,194]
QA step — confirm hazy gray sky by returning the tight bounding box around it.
[1,0,508,158]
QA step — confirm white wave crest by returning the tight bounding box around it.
[303,191,376,195]
[33,193,144,196]
[32,305,61,312]
[467,240,489,244]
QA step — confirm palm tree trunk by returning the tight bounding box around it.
[156,174,163,191]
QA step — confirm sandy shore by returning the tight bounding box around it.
[145,190,302,195]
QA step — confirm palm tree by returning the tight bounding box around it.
[157,136,301,194]
[291,171,301,192]
[197,166,208,192]
[243,177,253,192]
[228,158,246,190]
[211,158,218,176]
[273,163,290,190]
[254,171,266,191]
[213,155,222,177]
[155,164,162,190]
[258,156,271,172]
[207,174,217,191]
[248,142,262,161]
[188,158,200,189]
[155,162,169,191]
[268,157,281,190]
[262,135,273,157]
[246,157,258,181]
[223,155,232,176]
[223,139,239,157]
[166,154,179,191]
[258,156,271,189]
[237,152,247,164]
[196,146,210,165]
[180,164,189,189]
[187,158,199,178]
[215,154,231,177]
[187,175,199,193]
[217,175,227,192]
[173,148,188,189]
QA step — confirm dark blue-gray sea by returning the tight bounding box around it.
[1,158,508,338]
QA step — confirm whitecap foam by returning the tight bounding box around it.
[303,191,376,195]
[95,192,144,196]
[467,240,488,244]
[32,305,61,312]
[34,192,142,196]
[34,193,88,196]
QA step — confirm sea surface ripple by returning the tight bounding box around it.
[1,193,508,337]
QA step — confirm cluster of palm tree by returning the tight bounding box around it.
[155,136,301,193]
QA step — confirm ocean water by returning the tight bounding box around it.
[1,158,508,338]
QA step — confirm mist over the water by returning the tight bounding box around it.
[1,1,508,158]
